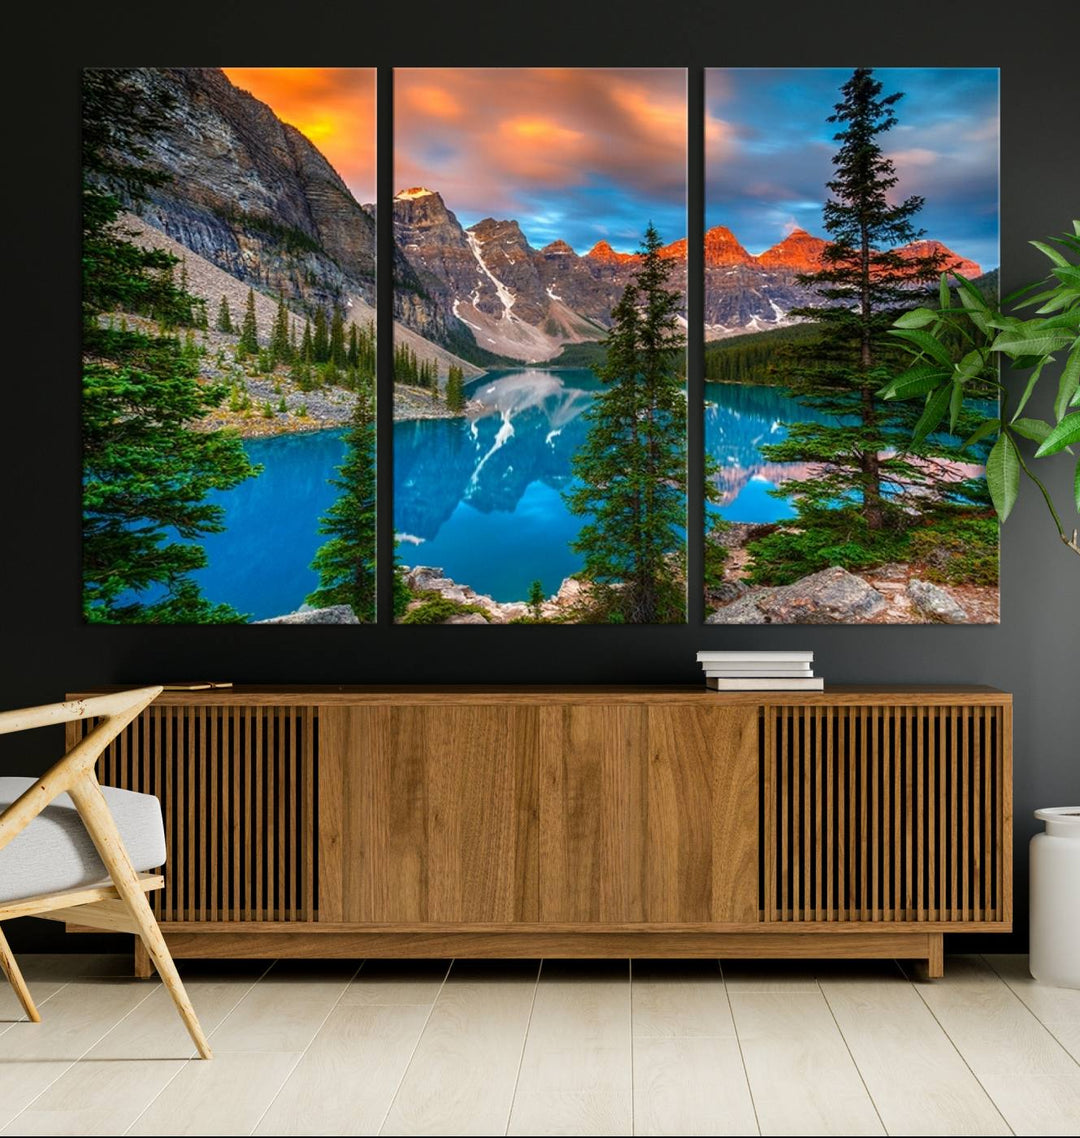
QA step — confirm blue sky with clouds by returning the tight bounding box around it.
[706,68,999,270]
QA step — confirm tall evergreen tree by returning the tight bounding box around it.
[81,69,258,623]
[347,323,359,368]
[445,364,466,412]
[215,295,233,334]
[300,319,313,362]
[762,68,947,533]
[306,375,376,620]
[565,223,687,623]
[312,307,329,363]
[269,294,291,364]
[238,287,259,356]
[329,308,347,368]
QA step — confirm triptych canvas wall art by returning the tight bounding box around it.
[81,65,999,626]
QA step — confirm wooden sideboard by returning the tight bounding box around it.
[66,685,1012,977]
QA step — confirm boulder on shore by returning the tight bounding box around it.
[707,566,888,625]
[907,579,969,623]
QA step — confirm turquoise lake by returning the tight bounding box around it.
[145,370,826,618]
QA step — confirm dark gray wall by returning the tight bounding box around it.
[2,1,1077,952]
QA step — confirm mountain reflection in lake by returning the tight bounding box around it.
[394,369,819,603]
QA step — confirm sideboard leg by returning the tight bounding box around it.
[134,937,152,979]
[927,933,944,979]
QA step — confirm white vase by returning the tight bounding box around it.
[1030,808,1080,987]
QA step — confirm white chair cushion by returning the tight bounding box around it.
[0,777,166,904]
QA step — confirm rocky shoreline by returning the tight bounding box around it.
[706,523,999,624]
[401,566,589,624]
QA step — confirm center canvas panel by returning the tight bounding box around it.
[702,67,1000,625]
[392,67,689,625]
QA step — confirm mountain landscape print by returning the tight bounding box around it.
[702,67,1000,624]
[81,67,377,623]
[392,67,689,624]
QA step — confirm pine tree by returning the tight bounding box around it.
[300,320,313,363]
[762,68,949,535]
[527,579,545,619]
[312,307,329,363]
[347,323,359,368]
[269,295,291,365]
[81,69,258,623]
[307,375,376,621]
[330,308,347,369]
[566,223,687,623]
[446,365,466,412]
[216,295,233,334]
[238,287,259,356]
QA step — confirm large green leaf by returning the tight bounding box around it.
[879,364,951,400]
[1010,417,1052,444]
[992,327,1073,358]
[963,419,1001,450]
[893,307,938,329]
[1035,412,1080,457]
[1056,347,1080,422]
[1031,240,1070,268]
[888,328,955,367]
[986,433,1020,521]
[939,273,951,312]
[913,384,953,445]
[1011,360,1047,421]
[949,381,964,433]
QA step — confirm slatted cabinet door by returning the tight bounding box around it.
[319,704,541,924]
[538,704,759,925]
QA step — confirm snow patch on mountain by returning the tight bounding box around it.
[466,230,517,321]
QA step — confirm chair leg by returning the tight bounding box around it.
[69,777,213,1059]
[0,924,40,1023]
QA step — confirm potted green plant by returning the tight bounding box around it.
[880,220,1080,558]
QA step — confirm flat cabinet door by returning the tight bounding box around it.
[539,704,759,924]
[319,705,540,923]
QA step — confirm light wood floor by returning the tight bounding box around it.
[2,953,1079,1135]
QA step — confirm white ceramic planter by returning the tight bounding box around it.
[1030,808,1080,988]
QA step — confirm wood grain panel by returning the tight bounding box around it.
[539,704,757,924]
[323,704,540,924]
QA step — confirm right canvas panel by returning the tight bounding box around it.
[703,68,1000,625]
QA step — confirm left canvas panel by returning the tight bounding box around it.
[81,68,377,624]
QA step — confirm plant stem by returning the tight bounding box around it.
[1011,434,1080,558]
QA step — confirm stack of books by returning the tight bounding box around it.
[696,650,823,691]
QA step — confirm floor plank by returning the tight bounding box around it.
[985,954,1080,1063]
[339,960,451,1007]
[631,960,735,1038]
[126,1050,302,1136]
[253,1005,432,1136]
[85,963,266,1060]
[382,960,540,1136]
[908,956,1080,1134]
[633,1036,758,1136]
[720,961,821,993]
[820,970,1010,1135]
[507,960,632,1137]
[0,978,159,1129]
[730,990,884,1136]
[207,959,357,1053]
[0,1059,184,1136]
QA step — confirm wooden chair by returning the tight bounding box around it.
[0,687,211,1059]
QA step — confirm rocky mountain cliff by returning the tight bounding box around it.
[101,68,377,314]
[393,188,983,356]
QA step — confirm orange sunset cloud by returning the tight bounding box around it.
[222,67,376,203]
[394,68,687,253]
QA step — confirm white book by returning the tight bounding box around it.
[705,664,814,673]
[706,677,824,691]
[701,661,812,673]
[696,650,814,663]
